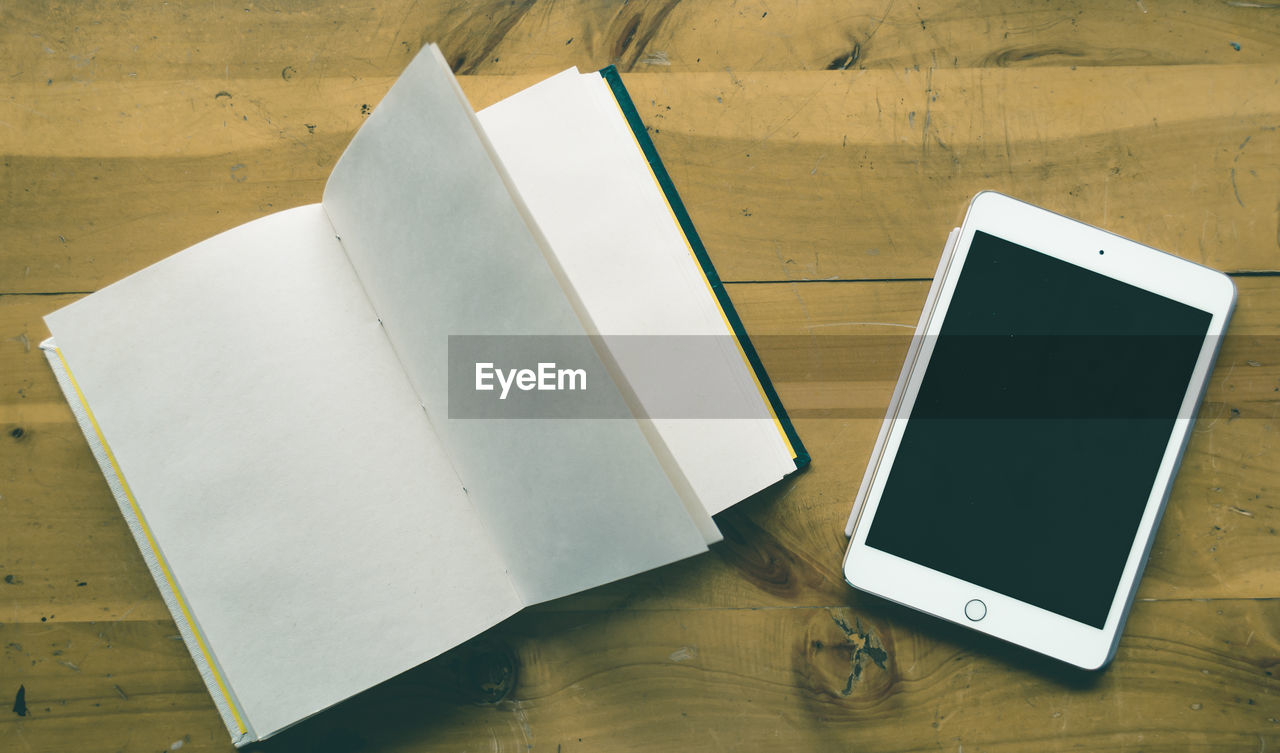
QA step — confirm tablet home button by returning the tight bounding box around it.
[964,599,987,621]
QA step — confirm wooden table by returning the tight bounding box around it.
[3,2,1278,750]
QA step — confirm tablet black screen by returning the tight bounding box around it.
[865,231,1212,629]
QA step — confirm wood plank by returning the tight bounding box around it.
[638,65,1280,281]
[3,0,1277,83]
[4,277,1276,623]
[5,4,1278,750]
[5,66,1278,293]
[2,600,1277,752]
[0,621,226,752]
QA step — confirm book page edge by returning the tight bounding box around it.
[40,337,258,747]
[595,66,807,474]
[443,52,722,552]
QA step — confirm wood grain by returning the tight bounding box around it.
[5,65,1278,293]
[4,602,1277,753]
[3,2,1279,751]
[4,0,1278,82]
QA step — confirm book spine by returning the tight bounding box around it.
[40,338,255,747]
[597,65,810,471]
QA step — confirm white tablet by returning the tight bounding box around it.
[842,191,1236,669]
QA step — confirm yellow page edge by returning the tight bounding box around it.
[45,342,252,743]
[603,89,797,460]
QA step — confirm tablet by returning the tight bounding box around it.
[841,191,1236,669]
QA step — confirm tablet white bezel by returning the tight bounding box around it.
[842,191,1236,669]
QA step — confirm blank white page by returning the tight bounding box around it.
[321,45,714,606]
[44,204,521,740]
[476,70,798,515]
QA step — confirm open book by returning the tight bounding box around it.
[42,45,807,745]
